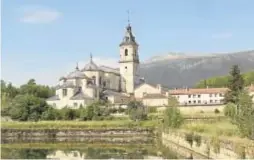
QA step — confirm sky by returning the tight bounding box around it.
[1,0,254,86]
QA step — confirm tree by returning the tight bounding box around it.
[20,79,55,99]
[235,91,254,138]
[223,103,237,121]
[224,65,244,104]
[168,95,179,107]
[163,96,184,128]
[127,101,147,121]
[8,95,48,121]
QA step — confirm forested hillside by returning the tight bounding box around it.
[195,70,254,88]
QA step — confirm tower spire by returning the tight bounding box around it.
[90,53,93,62]
[127,10,130,26]
[75,62,79,70]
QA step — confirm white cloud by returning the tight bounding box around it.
[19,8,61,24]
[211,33,232,39]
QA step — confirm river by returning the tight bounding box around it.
[1,140,181,159]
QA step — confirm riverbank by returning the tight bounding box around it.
[1,120,158,129]
[2,119,254,159]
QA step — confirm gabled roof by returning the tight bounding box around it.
[103,90,129,98]
[70,91,94,100]
[99,65,120,75]
[46,95,60,101]
[55,81,76,89]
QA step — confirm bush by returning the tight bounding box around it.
[163,107,184,128]
[214,108,220,114]
[224,103,236,119]
[118,107,126,113]
[41,107,61,120]
[61,107,77,120]
[127,101,147,121]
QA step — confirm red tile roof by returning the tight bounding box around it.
[169,88,229,95]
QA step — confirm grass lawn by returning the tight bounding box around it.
[180,120,240,137]
[1,120,159,130]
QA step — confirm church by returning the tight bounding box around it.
[46,22,170,109]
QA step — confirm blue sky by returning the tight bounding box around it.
[2,0,254,86]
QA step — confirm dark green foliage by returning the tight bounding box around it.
[127,101,147,121]
[1,79,55,118]
[193,134,202,147]
[41,107,61,120]
[224,65,244,104]
[8,94,48,121]
[61,107,78,120]
[79,103,111,121]
[19,79,55,99]
[195,70,254,88]
[235,91,254,138]
[214,108,220,114]
[118,107,126,113]
[185,133,194,147]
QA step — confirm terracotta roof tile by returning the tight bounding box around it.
[169,88,229,95]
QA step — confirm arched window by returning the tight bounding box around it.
[125,49,128,56]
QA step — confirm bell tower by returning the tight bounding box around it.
[119,11,139,93]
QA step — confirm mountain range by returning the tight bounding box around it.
[139,50,254,88]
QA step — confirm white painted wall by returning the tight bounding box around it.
[172,93,225,106]
[134,84,160,98]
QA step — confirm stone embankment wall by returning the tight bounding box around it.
[162,130,254,159]
[1,128,154,143]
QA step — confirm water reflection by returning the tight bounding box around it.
[1,143,178,159]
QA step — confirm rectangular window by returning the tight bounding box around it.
[198,95,201,98]
[193,100,196,104]
[193,94,196,98]
[219,93,223,97]
[214,94,217,97]
[188,95,191,98]
[198,100,201,103]
[74,103,78,107]
[209,94,212,97]
[188,100,191,104]
[63,89,67,97]
[215,100,218,103]
[210,100,213,103]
